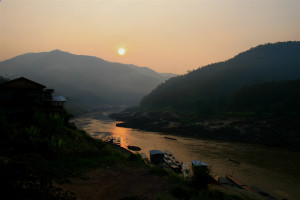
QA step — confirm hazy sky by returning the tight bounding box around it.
[0,0,299,74]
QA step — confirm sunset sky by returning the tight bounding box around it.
[0,0,299,74]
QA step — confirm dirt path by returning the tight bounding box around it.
[60,166,172,200]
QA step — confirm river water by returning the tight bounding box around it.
[72,111,300,200]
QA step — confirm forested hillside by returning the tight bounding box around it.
[140,42,300,112]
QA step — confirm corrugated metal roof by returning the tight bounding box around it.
[53,96,67,102]
[192,160,209,167]
[149,150,164,155]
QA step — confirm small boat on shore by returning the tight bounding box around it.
[127,145,141,151]
[112,137,121,146]
[181,162,191,179]
[164,149,181,166]
[163,149,181,172]
[140,152,151,165]
[225,175,256,192]
[102,136,112,143]
[116,137,121,146]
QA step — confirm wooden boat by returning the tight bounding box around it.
[164,149,181,166]
[102,136,112,143]
[140,153,151,165]
[112,137,121,146]
[225,175,256,192]
[163,149,181,172]
[163,157,180,170]
[127,145,141,151]
[164,136,177,140]
[116,137,121,146]
[181,162,191,179]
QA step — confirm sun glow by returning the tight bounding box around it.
[118,48,126,55]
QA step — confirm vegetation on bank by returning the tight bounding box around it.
[140,42,300,114]
[131,79,300,119]
[0,109,131,200]
[110,79,300,151]
[0,108,251,200]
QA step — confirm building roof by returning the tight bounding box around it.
[53,96,67,102]
[192,160,209,167]
[0,77,46,89]
[149,150,164,155]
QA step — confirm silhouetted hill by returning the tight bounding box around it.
[140,42,300,110]
[0,50,176,106]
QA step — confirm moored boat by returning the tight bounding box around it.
[181,162,191,179]
[225,175,256,192]
[149,150,165,165]
[127,145,141,151]
[164,149,181,166]
[112,137,121,146]
[140,152,151,165]
[102,136,112,143]
[163,149,182,172]
[164,136,177,140]
[116,137,121,146]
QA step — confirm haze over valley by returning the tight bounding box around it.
[0,50,176,107]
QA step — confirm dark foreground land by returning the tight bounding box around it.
[0,109,269,200]
[60,165,172,200]
[59,159,269,200]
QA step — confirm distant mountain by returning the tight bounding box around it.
[140,41,300,111]
[0,50,176,106]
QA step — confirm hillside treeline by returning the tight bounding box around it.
[195,80,300,118]
[140,42,300,117]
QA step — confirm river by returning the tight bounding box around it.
[72,111,300,200]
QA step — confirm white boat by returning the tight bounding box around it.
[116,137,121,146]
[112,137,121,146]
[181,162,191,179]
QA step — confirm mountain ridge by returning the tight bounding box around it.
[0,50,176,106]
[140,41,300,109]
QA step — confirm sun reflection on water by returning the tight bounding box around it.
[111,125,131,148]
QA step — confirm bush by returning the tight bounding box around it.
[49,113,64,131]
[170,185,190,200]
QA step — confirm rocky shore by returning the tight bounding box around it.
[109,111,300,151]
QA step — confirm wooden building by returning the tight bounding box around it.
[0,77,66,114]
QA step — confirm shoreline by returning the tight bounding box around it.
[72,111,300,200]
[110,112,300,152]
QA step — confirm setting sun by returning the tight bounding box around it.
[118,48,126,56]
